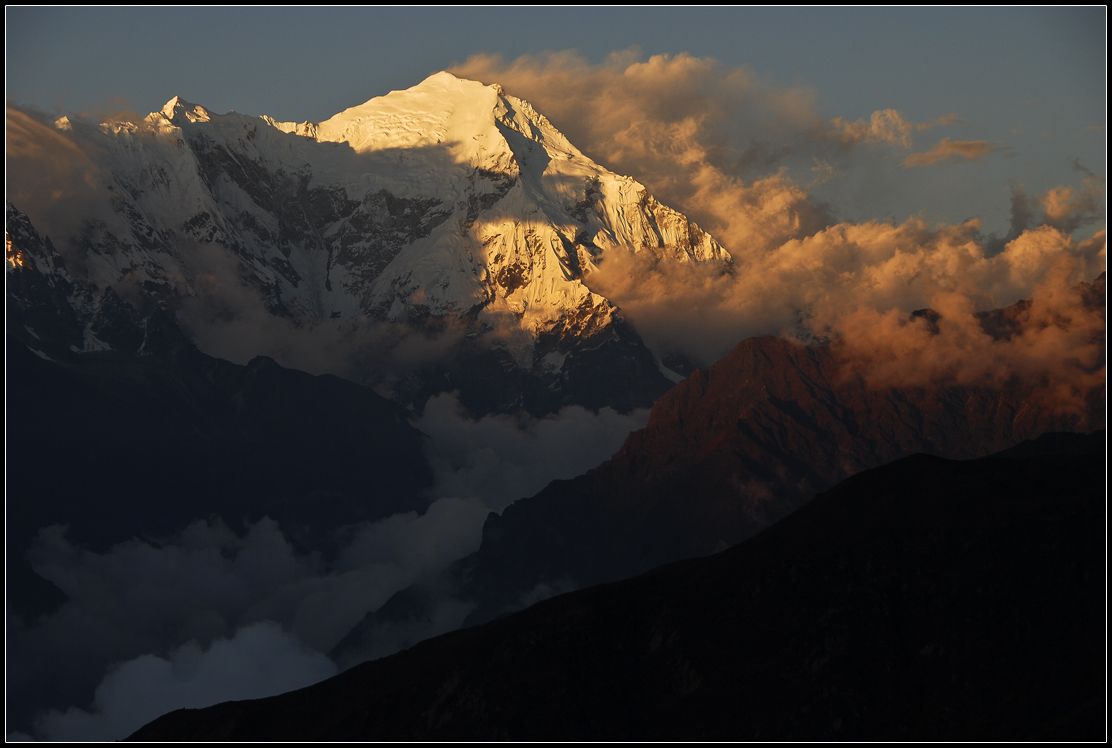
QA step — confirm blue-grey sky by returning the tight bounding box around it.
[6,6,1106,236]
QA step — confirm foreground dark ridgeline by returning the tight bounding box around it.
[130,431,1106,741]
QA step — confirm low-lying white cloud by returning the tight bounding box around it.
[416,392,651,511]
[38,621,336,741]
[13,392,650,740]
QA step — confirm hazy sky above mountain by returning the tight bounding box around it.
[6,7,1105,237]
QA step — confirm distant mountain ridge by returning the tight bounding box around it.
[329,280,1104,658]
[453,326,1104,626]
[15,72,731,414]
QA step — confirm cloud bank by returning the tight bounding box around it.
[10,393,648,740]
[450,50,978,259]
[832,254,1106,419]
[416,392,650,511]
[587,214,1104,368]
[452,50,1104,407]
[38,621,336,742]
[12,506,485,740]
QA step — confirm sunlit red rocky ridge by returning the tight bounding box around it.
[445,282,1104,627]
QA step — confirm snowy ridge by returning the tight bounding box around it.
[6,204,151,357]
[43,72,727,346]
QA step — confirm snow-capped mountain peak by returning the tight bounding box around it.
[316,72,502,155]
[11,73,731,413]
[61,72,728,331]
[159,95,212,125]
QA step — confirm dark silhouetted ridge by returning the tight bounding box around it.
[129,430,1105,741]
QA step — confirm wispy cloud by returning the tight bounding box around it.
[903,137,1008,167]
[809,157,842,187]
[822,110,960,149]
[917,112,961,130]
[6,106,114,272]
[825,109,916,148]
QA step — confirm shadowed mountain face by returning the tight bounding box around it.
[130,431,1106,741]
[6,206,434,623]
[7,203,441,736]
[453,332,1104,626]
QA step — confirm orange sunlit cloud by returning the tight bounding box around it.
[903,137,1006,167]
[823,110,960,150]
[825,109,916,148]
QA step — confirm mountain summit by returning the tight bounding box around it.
[22,72,729,414]
[255,71,729,328]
